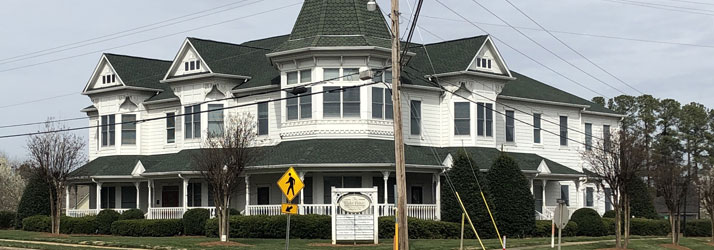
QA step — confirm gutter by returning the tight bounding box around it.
[231,84,279,94]
[143,97,180,105]
[427,71,516,81]
[80,106,97,112]
[266,46,416,58]
[581,109,627,118]
[82,86,163,95]
[498,95,591,109]
[160,73,251,83]
[401,84,443,92]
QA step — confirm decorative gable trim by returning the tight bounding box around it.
[466,36,512,78]
[82,54,126,93]
[162,38,214,81]
[131,161,146,177]
[536,160,551,174]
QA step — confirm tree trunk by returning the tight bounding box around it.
[220,194,229,242]
[624,197,630,249]
[674,211,681,245]
[48,188,57,234]
[615,206,622,248]
[669,212,675,244]
[54,186,63,234]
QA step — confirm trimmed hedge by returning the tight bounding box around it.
[379,216,465,239]
[684,219,711,237]
[111,219,183,237]
[534,220,578,237]
[60,216,96,234]
[119,209,144,220]
[485,153,535,237]
[602,217,670,236]
[22,215,50,232]
[96,210,120,234]
[15,177,52,228]
[570,208,606,236]
[206,215,331,239]
[183,208,210,236]
[0,211,16,229]
[603,210,616,218]
[441,151,495,238]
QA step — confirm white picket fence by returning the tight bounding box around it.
[247,204,438,220]
[66,208,129,217]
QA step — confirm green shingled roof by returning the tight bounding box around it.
[407,36,488,75]
[71,139,582,177]
[273,0,391,52]
[104,54,172,90]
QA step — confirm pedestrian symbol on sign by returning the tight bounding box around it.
[277,167,304,202]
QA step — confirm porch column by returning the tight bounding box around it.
[574,180,581,208]
[530,178,534,194]
[541,180,547,213]
[147,180,152,219]
[299,172,306,205]
[95,182,102,212]
[181,176,189,212]
[65,185,70,215]
[244,174,250,215]
[434,173,441,221]
[134,182,140,209]
[382,171,389,205]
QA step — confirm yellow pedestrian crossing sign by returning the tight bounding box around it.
[281,203,298,214]
[277,167,304,202]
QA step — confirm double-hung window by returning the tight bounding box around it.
[184,105,201,139]
[505,110,515,142]
[585,123,593,151]
[324,68,340,81]
[287,69,312,84]
[166,113,176,144]
[207,104,224,137]
[323,87,341,118]
[323,86,360,118]
[454,102,470,135]
[410,100,421,135]
[343,87,360,117]
[476,102,493,136]
[603,125,611,151]
[121,114,136,145]
[343,68,359,81]
[101,115,115,146]
[287,88,312,121]
[586,187,594,207]
[371,87,393,119]
[559,116,568,146]
[258,102,269,135]
[533,113,542,144]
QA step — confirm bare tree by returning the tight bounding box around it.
[697,164,714,243]
[193,114,262,242]
[26,120,85,234]
[0,152,26,211]
[582,130,647,249]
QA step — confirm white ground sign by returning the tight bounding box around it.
[331,187,378,244]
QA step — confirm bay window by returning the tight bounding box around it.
[371,87,393,120]
[101,114,115,146]
[287,88,312,120]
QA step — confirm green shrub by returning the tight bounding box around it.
[206,215,331,239]
[60,216,97,234]
[15,177,52,228]
[22,215,50,232]
[0,211,16,229]
[627,178,660,219]
[95,210,120,234]
[485,153,535,237]
[230,208,241,216]
[684,219,711,237]
[630,218,669,236]
[378,217,464,239]
[111,219,183,237]
[441,150,495,238]
[602,218,616,235]
[533,220,578,237]
[570,208,606,236]
[602,210,616,218]
[183,208,210,236]
[119,209,144,220]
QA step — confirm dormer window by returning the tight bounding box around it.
[184,60,201,72]
[102,74,116,84]
[476,57,492,69]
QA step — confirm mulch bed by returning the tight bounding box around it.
[659,244,692,250]
[309,243,381,247]
[197,241,253,247]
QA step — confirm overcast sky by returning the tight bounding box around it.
[1,0,713,160]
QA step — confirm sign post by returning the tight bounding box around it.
[277,167,304,250]
[553,200,570,250]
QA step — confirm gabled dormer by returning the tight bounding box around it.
[83,54,124,93]
[163,38,211,80]
[467,36,511,77]
[82,53,172,95]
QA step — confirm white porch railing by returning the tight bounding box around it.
[248,204,438,220]
[66,209,98,217]
[539,206,578,220]
[147,207,218,219]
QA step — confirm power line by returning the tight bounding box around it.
[501,0,645,95]
[0,92,77,109]
[600,0,714,16]
[663,0,714,6]
[0,0,259,65]
[467,0,630,96]
[433,0,609,98]
[420,15,714,49]
[613,0,714,12]
[0,1,302,74]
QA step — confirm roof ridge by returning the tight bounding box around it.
[103,53,172,63]
[424,35,489,47]
[188,37,271,51]
[240,34,290,44]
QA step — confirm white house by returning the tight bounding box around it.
[66,0,621,221]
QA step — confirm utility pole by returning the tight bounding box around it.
[389,0,408,249]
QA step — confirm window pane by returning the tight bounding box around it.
[196,60,200,70]
[410,100,421,135]
[286,92,298,120]
[485,103,493,136]
[101,116,108,146]
[477,103,484,136]
[560,116,568,146]
[585,123,592,151]
[121,114,136,145]
[208,104,223,137]
[561,185,570,206]
[300,69,311,83]
[258,102,269,135]
[190,61,195,70]
[184,62,189,71]
[372,87,383,119]
[385,89,393,119]
[193,105,201,139]
[108,115,115,145]
[384,70,392,83]
[184,106,192,139]
[506,110,514,142]
[323,68,340,81]
[343,68,359,81]
[454,102,469,118]
[603,125,611,151]
[534,113,541,144]
[454,102,470,135]
[343,87,360,117]
[300,88,312,119]
[287,71,298,84]
[323,87,341,118]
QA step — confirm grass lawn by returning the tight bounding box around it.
[0,230,711,249]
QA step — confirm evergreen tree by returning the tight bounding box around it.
[626,177,659,219]
[440,150,495,237]
[15,176,52,228]
[485,153,535,238]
